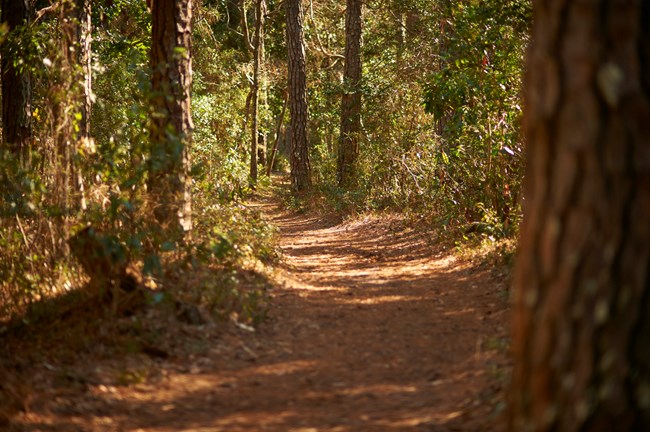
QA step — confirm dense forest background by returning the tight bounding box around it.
[4,1,650,431]
[0,0,530,321]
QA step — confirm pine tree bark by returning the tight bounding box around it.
[1,0,32,156]
[509,1,650,431]
[149,0,194,236]
[337,0,362,188]
[285,0,311,192]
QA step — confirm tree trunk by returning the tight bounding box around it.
[509,1,650,431]
[77,0,92,141]
[1,0,32,156]
[240,0,253,54]
[56,0,83,213]
[259,16,268,170]
[337,0,362,188]
[285,0,311,192]
[149,0,194,236]
[250,0,266,185]
[73,0,92,211]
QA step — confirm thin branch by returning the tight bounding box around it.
[400,155,423,193]
[15,215,30,249]
[241,0,255,53]
[321,58,342,70]
[244,70,254,87]
[307,0,345,60]
[264,0,285,18]
[34,2,60,24]
[267,92,288,176]
[198,16,219,48]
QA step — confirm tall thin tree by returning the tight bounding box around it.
[285,0,311,192]
[76,0,92,143]
[509,1,650,430]
[250,0,266,185]
[149,0,194,236]
[1,0,32,156]
[56,0,87,212]
[337,0,362,188]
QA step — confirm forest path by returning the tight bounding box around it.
[6,197,509,432]
[181,196,509,432]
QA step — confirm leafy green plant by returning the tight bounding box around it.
[302,0,529,242]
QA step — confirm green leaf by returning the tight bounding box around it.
[143,254,162,276]
[161,241,176,252]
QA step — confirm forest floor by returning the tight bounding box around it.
[2,193,512,431]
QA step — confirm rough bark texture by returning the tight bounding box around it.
[250,0,266,185]
[509,1,650,431]
[149,0,194,235]
[1,0,32,155]
[286,0,311,192]
[337,0,362,188]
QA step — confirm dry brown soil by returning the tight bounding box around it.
[2,199,511,431]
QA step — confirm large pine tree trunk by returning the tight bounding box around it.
[509,1,650,431]
[149,0,194,236]
[1,0,32,156]
[285,0,311,192]
[337,0,362,188]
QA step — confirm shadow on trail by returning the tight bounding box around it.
[11,204,509,432]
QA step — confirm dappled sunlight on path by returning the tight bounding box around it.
[201,200,512,431]
[7,198,509,432]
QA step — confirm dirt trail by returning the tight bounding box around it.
[6,200,510,431]
[241,202,510,431]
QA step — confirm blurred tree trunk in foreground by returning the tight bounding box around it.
[510,1,650,430]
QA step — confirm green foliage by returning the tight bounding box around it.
[192,89,249,201]
[169,199,277,327]
[303,0,529,241]
[419,0,529,235]
[0,12,93,319]
[191,200,279,266]
[0,0,530,323]
[0,0,273,324]
[188,267,270,326]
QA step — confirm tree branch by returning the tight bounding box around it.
[241,0,255,53]
[307,0,345,60]
[34,2,60,24]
